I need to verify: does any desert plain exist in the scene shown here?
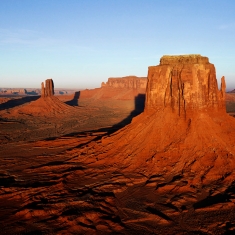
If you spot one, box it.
[0,55,235,234]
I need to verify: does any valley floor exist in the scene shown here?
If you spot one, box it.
[0,95,235,234]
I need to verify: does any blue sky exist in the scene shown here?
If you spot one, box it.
[0,0,235,90]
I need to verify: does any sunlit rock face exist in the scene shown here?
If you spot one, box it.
[145,55,226,115]
[101,76,147,89]
[41,78,54,98]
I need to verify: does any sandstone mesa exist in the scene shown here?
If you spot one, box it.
[101,76,147,89]
[146,54,226,114]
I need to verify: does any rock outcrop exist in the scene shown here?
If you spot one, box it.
[145,54,226,115]
[0,89,27,95]
[101,76,147,89]
[80,55,235,215]
[41,79,54,98]
[79,76,147,100]
[4,78,74,116]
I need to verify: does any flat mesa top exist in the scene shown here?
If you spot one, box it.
[160,54,209,65]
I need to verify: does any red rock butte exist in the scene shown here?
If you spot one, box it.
[145,54,226,115]
[41,78,54,97]
[101,76,147,89]
[7,78,73,116]
[88,54,235,186]
[79,76,147,100]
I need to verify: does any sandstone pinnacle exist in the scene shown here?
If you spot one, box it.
[41,79,54,98]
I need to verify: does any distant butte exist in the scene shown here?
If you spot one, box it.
[101,76,147,89]
[79,76,147,100]
[4,78,73,116]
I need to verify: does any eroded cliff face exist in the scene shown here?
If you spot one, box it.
[41,79,54,98]
[145,55,226,115]
[79,76,147,100]
[102,76,147,89]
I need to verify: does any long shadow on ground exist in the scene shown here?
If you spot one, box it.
[62,93,145,136]
[0,95,40,111]
[112,94,145,129]
[65,91,80,106]
[58,94,146,147]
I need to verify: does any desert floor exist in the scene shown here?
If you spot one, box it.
[0,93,235,234]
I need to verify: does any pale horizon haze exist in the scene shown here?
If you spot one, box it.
[0,0,235,91]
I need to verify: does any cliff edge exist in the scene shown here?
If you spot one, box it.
[145,54,226,115]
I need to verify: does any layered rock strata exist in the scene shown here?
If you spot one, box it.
[101,76,147,89]
[145,55,226,115]
[41,79,54,98]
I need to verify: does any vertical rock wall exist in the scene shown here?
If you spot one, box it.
[101,76,147,89]
[145,55,226,115]
[41,79,54,98]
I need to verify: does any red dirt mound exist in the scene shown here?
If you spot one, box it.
[5,96,75,117]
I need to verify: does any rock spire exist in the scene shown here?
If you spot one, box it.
[41,79,54,98]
